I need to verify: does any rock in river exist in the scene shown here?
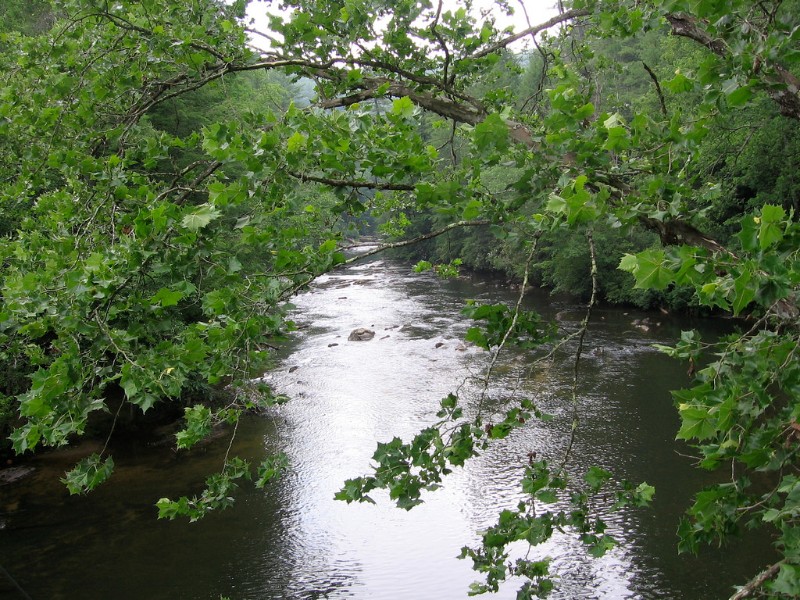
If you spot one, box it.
[348,327,375,341]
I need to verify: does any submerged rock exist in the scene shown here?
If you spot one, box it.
[0,466,35,486]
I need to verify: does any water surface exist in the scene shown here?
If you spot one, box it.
[0,256,775,599]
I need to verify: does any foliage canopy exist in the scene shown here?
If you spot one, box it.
[0,0,798,596]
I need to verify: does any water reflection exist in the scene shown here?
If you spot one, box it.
[267,257,774,599]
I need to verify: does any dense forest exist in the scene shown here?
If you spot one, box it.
[1,0,798,597]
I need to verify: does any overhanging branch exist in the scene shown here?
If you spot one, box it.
[287,170,415,191]
[342,220,490,265]
[469,8,592,59]
[317,77,487,125]
[666,12,800,120]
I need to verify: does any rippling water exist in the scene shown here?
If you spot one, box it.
[0,254,775,599]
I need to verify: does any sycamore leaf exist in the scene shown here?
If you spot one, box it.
[619,249,673,290]
[392,96,415,119]
[731,268,756,316]
[665,71,694,93]
[759,204,786,249]
[737,215,759,252]
[585,466,612,491]
[255,453,289,488]
[772,564,800,596]
[62,454,115,494]
[676,404,718,440]
[546,193,567,215]
[151,287,183,307]
[634,482,656,505]
[286,131,308,153]
[182,204,222,231]
[462,200,482,220]
[474,113,509,151]
[726,84,753,107]
[618,253,638,272]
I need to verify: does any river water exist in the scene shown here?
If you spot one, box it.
[1,255,774,599]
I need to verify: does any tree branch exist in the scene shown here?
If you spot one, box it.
[666,12,800,120]
[729,560,785,600]
[665,13,728,55]
[475,232,541,419]
[317,76,539,147]
[642,62,668,118]
[342,220,490,265]
[89,11,228,62]
[638,215,729,254]
[317,77,487,125]
[469,8,591,59]
[286,170,415,191]
[558,228,598,475]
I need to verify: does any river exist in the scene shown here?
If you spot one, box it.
[0,254,775,599]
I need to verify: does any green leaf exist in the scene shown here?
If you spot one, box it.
[62,454,115,494]
[737,215,759,252]
[479,22,492,43]
[726,84,753,107]
[151,287,183,307]
[175,405,212,450]
[413,260,433,273]
[120,367,139,401]
[227,256,242,274]
[585,466,612,491]
[546,193,567,216]
[536,489,558,503]
[665,71,694,93]
[462,200,482,220]
[676,404,718,440]
[474,113,509,151]
[574,102,595,119]
[771,564,800,596]
[731,268,756,316]
[255,453,288,487]
[619,249,674,290]
[286,131,308,153]
[758,204,786,249]
[618,253,638,272]
[603,126,629,151]
[587,535,616,558]
[391,96,415,119]
[634,482,656,505]
[182,204,222,231]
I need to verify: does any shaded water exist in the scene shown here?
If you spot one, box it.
[1,256,775,599]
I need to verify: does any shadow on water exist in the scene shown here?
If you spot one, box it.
[1,256,777,599]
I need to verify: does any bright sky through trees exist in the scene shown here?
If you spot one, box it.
[246,0,560,51]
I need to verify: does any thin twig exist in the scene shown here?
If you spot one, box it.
[469,9,591,59]
[222,415,240,466]
[475,233,542,418]
[642,62,668,118]
[100,399,126,457]
[557,228,598,474]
